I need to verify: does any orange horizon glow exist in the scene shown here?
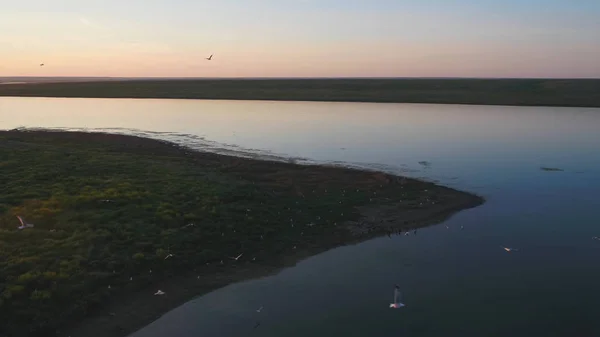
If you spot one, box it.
[2,1,600,78]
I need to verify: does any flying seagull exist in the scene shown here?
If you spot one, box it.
[206,54,213,61]
[154,290,165,295]
[230,253,243,261]
[164,253,174,260]
[389,284,405,308]
[16,216,34,230]
[256,306,263,313]
[501,246,519,252]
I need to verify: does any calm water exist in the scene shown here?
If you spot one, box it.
[2,97,600,337]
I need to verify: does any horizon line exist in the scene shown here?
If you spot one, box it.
[2,76,600,81]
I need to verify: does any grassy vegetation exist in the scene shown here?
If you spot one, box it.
[0,78,599,107]
[0,130,481,337]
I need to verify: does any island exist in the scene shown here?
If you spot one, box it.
[0,130,484,337]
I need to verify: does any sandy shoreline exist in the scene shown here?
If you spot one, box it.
[0,130,483,337]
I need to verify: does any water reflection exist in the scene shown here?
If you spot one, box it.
[2,97,600,336]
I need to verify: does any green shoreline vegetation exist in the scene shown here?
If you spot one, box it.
[0,78,599,107]
[0,130,483,337]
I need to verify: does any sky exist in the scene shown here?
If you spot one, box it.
[1,0,600,78]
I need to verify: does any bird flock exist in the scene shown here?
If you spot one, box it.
[11,177,600,332]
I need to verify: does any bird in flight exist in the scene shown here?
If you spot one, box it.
[230,253,243,261]
[206,54,213,61]
[154,290,165,295]
[40,63,45,67]
[16,216,34,230]
[501,246,519,252]
[256,306,263,313]
[389,284,405,309]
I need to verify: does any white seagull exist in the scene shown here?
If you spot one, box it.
[389,284,405,309]
[501,246,519,252]
[230,253,243,261]
[16,216,34,230]
[164,253,174,260]
[154,290,165,295]
[256,306,263,313]
[206,54,213,61]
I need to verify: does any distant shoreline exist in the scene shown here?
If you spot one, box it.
[1,78,599,107]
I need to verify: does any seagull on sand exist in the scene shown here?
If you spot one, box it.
[16,216,34,230]
[206,54,213,61]
[230,253,243,261]
[389,284,405,308]
[501,246,519,252]
[154,290,165,295]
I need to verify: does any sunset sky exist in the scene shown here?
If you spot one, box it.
[2,0,600,78]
